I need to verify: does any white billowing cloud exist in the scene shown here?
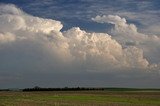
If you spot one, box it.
[92,15,136,45]
[0,4,62,34]
[0,32,15,43]
[92,15,141,44]
[0,4,22,15]
[63,27,149,71]
[114,11,160,36]
[0,4,159,74]
[92,15,160,44]
[92,15,160,64]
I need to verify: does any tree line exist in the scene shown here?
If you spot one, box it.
[22,86,105,91]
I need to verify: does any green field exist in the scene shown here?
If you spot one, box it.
[0,91,160,106]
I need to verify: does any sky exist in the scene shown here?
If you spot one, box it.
[0,0,160,88]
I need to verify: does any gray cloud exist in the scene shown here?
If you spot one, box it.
[0,4,160,88]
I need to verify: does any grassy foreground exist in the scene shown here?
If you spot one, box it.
[0,91,160,106]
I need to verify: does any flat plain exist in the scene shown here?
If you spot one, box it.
[0,90,160,106]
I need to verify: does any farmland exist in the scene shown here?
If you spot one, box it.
[0,90,160,106]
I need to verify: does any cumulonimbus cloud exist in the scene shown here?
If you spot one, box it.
[92,15,160,70]
[0,4,160,74]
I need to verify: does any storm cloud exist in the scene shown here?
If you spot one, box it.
[0,4,160,88]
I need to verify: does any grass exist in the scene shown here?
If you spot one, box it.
[0,91,160,106]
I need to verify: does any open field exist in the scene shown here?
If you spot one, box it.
[0,90,160,106]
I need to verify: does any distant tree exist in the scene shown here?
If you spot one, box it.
[34,86,40,89]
